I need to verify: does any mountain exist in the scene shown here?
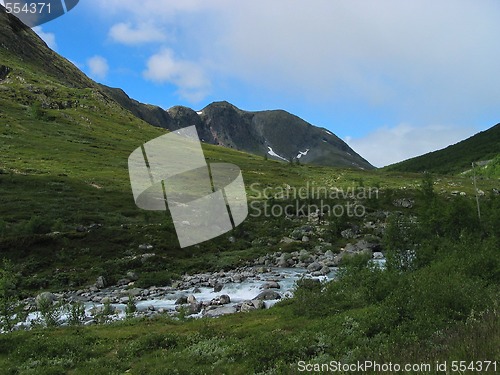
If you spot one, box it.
[0,4,372,169]
[385,124,500,174]
[101,85,374,169]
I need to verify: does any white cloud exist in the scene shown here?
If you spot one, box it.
[85,0,500,123]
[32,26,57,50]
[87,56,109,80]
[143,48,210,102]
[345,124,478,168]
[109,22,166,45]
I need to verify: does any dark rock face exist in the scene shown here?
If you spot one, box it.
[95,89,374,169]
[0,65,11,80]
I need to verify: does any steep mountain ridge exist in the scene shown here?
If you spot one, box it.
[101,84,374,169]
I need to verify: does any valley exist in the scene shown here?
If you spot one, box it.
[0,5,499,374]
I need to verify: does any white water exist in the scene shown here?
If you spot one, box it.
[18,261,387,328]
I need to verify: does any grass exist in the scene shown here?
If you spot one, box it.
[1,35,499,374]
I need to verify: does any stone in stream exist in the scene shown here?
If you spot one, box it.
[175,296,188,305]
[262,281,280,290]
[253,290,281,301]
[176,302,202,315]
[210,295,231,305]
[213,283,223,293]
[307,262,322,272]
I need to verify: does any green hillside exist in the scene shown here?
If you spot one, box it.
[386,124,500,175]
[1,7,499,374]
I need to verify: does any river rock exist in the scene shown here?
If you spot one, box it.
[262,281,280,290]
[251,299,265,309]
[122,288,143,297]
[204,305,237,317]
[240,302,256,312]
[175,296,188,305]
[307,262,322,272]
[211,294,231,305]
[95,276,107,289]
[187,295,197,304]
[253,290,281,301]
[324,250,334,259]
[213,283,223,293]
[176,302,202,315]
[100,297,112,304]
[373,252,384,259]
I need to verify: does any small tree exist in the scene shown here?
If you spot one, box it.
[67,301,86,326]
[125,294,137,318]
[37,297,62,328]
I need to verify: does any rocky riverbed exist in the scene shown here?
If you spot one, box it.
[14,241,385,330]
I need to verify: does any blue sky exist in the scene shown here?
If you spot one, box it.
[6,0,500,166]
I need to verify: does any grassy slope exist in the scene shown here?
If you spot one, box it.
[385,124,500,175]
[1,13,499,374]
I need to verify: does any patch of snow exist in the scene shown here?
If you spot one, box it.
[296,149,310,159]
[324,130,333,136]
[196,111,203,115]
[268,147,288,161]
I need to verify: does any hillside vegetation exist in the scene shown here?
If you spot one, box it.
[1,6,499,374]
[386,124,500,175]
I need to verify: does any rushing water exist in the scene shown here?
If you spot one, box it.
[18,259,385,328]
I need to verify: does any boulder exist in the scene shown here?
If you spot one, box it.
[175,296,188,305]
[307,262,322,272]
[253,290,281,301]
[95,276,107,289]
[213,283,223,293]
[262,281,280,290]
[324,250,335,259]
[204,305,237,317]
[240,302,256,312]
[319,266,331,275]
[176,302,202,315]
[251,299,265,309]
